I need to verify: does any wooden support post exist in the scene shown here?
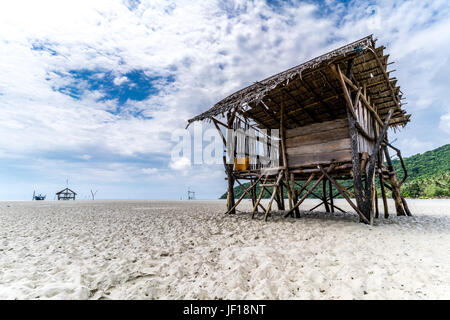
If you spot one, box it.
[328,179,334,213]
[322,178,330,212]
[264,172,284,221]
[226,111,236,214]
[383,146,406,216]
[401,196,412,217]
[226,175,263,214]
[252,175,269,218]
[275,185,282,211]
[279,182,285,210]
[279,99,294,211]
[374,182,379,219]
[370,176,376,225]
[284,165,335,218]
[290,173,300,218]
[250,177,257,208]
[235,177,265,212]
[378,151,389,218]
[226,168,235,214]
[338,64,366,221]
[318,165,370,224]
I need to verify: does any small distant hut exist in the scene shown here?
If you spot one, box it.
[187,35,412,224]
[56,188,77,200]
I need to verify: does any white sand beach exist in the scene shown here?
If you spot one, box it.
[0,199,449,300]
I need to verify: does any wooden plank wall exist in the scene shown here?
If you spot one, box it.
[354,100,379,155]
[285,118,351,168]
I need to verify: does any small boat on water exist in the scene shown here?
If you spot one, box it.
[32,191,46,201]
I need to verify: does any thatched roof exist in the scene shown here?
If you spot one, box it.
[188,35,410,129]
[56,187,77,195]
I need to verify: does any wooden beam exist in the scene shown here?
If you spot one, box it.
[264,171,284,221]
[368,46,401,108]
[226,175,264,214]
[235,178,266,212]
[284,172,324,218]
[212,118,227,145]
[299,77,337,118]
[280,99,294,211]
[366,108,394,189]
[282,87,318,123]
[259,100,280,127]
[318,165,370,224]
[252,175,269,218]
[266,94,302,127]
[330,64,384,127]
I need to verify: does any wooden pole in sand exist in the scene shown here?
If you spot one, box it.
[328,179,334,213]
[322,178,330,212]
[290,173,300,218]
[264,171,284,221]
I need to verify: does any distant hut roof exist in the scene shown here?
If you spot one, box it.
[56,187,77,195]
[187,35,409,129]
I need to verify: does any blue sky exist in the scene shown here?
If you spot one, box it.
[0,0,449,200]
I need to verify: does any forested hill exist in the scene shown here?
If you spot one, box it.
[395,144,449,197]
[220,144,450,199]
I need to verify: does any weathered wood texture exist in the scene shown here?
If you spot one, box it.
[285,119,351,167]
[354,98,379,154]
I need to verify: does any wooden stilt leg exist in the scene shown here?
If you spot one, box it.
[328,179,334,213]
[318,165,369,224]
[284,170,329,218]
[235,178,265,212]
[226,165,236,214]
[274,186,282,211]
[290,173,300,218]
[252,175,269,218]
[309,197,346,213]
[370,176,376,225]
[226,175,264,214]
[374,183,379,219]
[264,172,284,221]
[380,178,389,219]
[383,146,406,216]
[279,182,285,210]
[250,177,256,208]
[322,178,330,213]
[401,196,412,216]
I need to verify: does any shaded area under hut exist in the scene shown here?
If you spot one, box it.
[187,35,412,224]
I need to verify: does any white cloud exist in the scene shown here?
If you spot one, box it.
[113,76,129,85]
[79,154,92,160]
[0,0,449,198]
[141,167,158,175]
[439,113,450,135]
[169,157,191,171]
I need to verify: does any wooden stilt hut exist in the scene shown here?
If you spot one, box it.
[56,188,77,200]
[187,35,411,224]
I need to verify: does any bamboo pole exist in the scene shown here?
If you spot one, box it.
[318,165,370,224]
[284,164,336,218]
[330,64,384,127]
[252,175,269,218]
[374,180,379,219]
[328,179,334,213]
[279,99,294,211]
[264,172,284,221]
[283,173,326,218]
[322,179,330,212]
[225,175,264,214]
[235,177,265,212]
[338,64,366,220]
[290,173,300,218]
